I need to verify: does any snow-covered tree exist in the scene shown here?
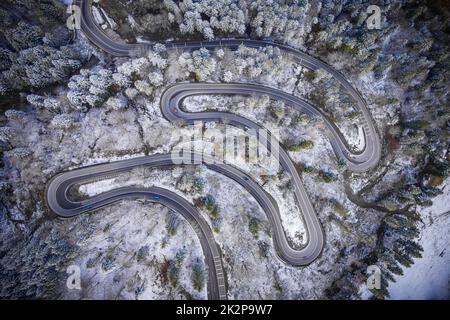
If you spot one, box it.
[112,72,132,88]
[134,80,153,96]
[0,127,12,144]
[3,21,43,51]
[215,48,225,59]
[26,94,46,108]
[43,97,61,113]
[105,94,129,111]
[250,0,310,44]
[8,147,32,159]
[148,50,168,70]
[125,88,139,100]
[223,70,234,82]
[0,48,13,71]
[4,110,27,121]
[221,45,283,81]
[148,71,164,87]
[67,68,114,110]
[178,48,217,81]
[27,94,61,113]
[131,58,151,77]
[1,44,84,92]
[165,0,246,40]
[50,114,75,130]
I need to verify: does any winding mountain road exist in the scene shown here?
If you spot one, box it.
[48,0,382,300]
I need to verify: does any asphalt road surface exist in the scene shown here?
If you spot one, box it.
[48,0,382,300]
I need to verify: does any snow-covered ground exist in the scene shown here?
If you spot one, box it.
[388,178,450,300]
[62,201,207,300]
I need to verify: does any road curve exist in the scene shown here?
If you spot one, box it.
[46,154,229,299]
[161,83,379,172]
[48,0,382,300]
[46,153,322,299]
[77,0,381,172]
[161,85,325,266]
